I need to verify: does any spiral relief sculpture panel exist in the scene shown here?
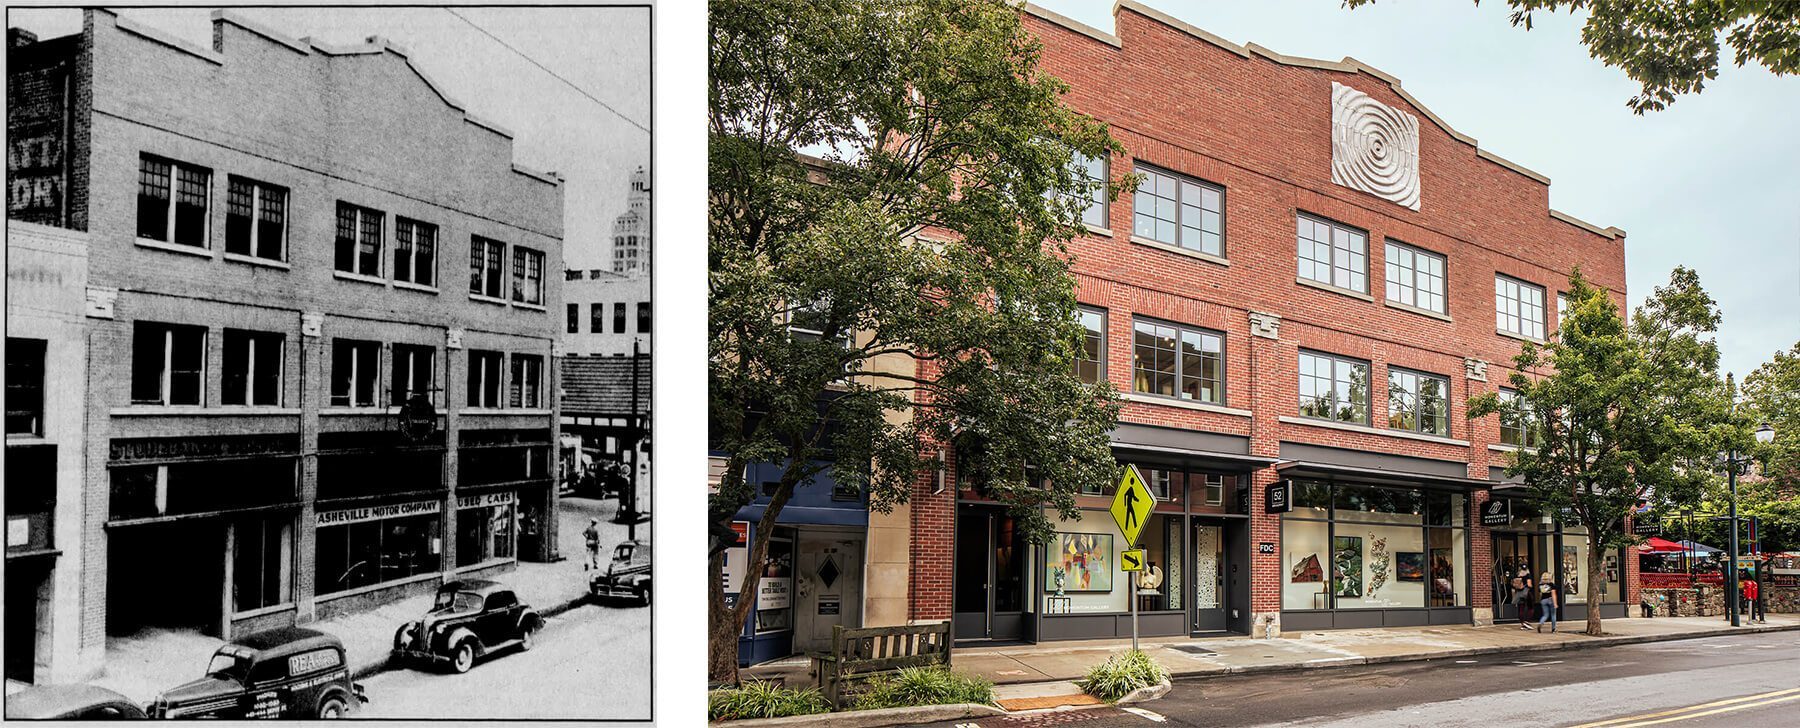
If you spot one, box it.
[1331,82,1420,210]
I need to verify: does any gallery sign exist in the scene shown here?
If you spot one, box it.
[1265,482,1292,513]
[1632,518,1661,536]
[1481,499,1510,527]
[317,500,440,527]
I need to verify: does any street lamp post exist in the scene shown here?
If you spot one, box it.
[1722,422,1777,628]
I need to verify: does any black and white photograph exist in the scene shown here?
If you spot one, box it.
[4,3,650,720]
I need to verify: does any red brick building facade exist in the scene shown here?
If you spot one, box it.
[917,2,1634,642]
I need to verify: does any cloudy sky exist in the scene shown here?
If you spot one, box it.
[8,5,649,272]
[1037,0,1800,381]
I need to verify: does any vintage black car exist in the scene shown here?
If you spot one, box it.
[5,684,148,719]
[392,580,542,673]
[590,540,651,606]
[149,627,366,719]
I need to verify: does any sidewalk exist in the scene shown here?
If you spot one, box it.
[90,495,644,705]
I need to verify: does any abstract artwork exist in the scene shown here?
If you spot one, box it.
[1562,546,1580,595]
[1048,532,1112,592]
[1366,535,1390,598]
[1396,552,1425,582]
[1290,553,1323,583]
[1331,81,1421,210]
[1332,536,1363,598]
[1430,548,1455,599]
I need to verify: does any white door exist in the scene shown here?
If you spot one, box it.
[793,536,862,653]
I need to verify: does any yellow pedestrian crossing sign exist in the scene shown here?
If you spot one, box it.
[1121,549,1145,572]
[1110,464,1154,547]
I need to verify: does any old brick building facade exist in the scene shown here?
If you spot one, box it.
[907,2,1635,644]
[6,9,563,681]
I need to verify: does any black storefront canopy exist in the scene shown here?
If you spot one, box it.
[1274,459,1494,492]
[1111,442,1278,474]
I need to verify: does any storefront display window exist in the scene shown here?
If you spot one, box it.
[1282,480,1468,611]
[232,515,292,613]
[755,536,794,634]
[315,507,440,595]
[455,492,517,567]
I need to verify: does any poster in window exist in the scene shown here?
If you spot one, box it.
[1395,552,1425,582]
[1046,533,1112,592]
[1332,536,1363,598]
[1561,545,1580,595]
[1430,548,1455,599]
[1366,535,1390,598]
[1603,553,1619,584]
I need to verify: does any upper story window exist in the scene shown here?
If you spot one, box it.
[391,344,435,405]
[1495,274,1546,340]
[637,302,651,334]
[6,337,46,435]
[1498,388,1542,448]
[131,322,207,406]
[1297,213,1367,294]
[1132,317,1224,405]
[567,304,580,334]
[512,247,545,306]
[1133,164,1224,258]
[1384,241,1445,315]
[591,303,604,334]
[1387,367,1449,437]
[470,236,506,299]
[329,339,380,407]
[1298,350,1370,424]
[613,302,628,335]
[788,299,851,346]
[1075,307,1106,385]
[1556,291,1570,330]
[138,155,211,247]
[222,329,283,407]
[1062,152,1108,228]
[394,218,437,287]
[334,202,384,277]
[467,350,504,408]
[225,176,287,261]
[509,354,543,408]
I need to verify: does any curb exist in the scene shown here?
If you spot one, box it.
[713,703,1005,728]
[1116,677,1172,705]
[348,593,597,682]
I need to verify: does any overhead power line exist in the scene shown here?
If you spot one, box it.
[446,8,649,135]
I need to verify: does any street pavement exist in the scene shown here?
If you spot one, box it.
[915,631,1800,727]
[355,597,651,721]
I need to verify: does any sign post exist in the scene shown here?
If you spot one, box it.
[1110,465,1155,652]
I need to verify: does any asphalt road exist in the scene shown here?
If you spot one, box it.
[924,631,1800,727]
[352,598,651,721]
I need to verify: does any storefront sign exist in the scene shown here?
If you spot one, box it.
[817,596,840,615]
[457,491,516,509]
[1632,518,1661,536]
[109,434,299,463]
[1481,499,1510,527]
[316,500,440,527]
[721,522,749,599]
[758,577,791,610]
[1265,482,1292,513]
[1258,542,1276,554]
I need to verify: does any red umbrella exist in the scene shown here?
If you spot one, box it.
[1636,536,1685,554]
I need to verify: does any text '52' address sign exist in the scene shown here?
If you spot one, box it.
[1265,481,1292,513]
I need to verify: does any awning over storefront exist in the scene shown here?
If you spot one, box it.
[1274,460,1493,492]
[1110,442,1277,473]
[1109,423,1275,473]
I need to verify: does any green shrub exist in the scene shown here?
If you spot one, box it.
[708,681,831,721]
[852,667,996,711]
[1077,649,1169,702]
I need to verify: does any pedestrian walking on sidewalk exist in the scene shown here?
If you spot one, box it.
[1512,567,1536,630]
[584,517,602,570]
[1536,571,1559,633]
[1745,574,1765,623]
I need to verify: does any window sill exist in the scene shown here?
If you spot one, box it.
[333,270,387,286]
[1125,392,1252,417]
[1083,223,1114,238]
[1295,277,1374,302]
[1488,443,1536,454]
[1129,235,1229,267]
[512,301,547,312]
[134,237,214,259]
[393,280,439,294]
[1277,415,1469,446]
[1496,329,1547,345]
[222,252,290,270]
[1384,299,1452,323]
[111,406,300,416]
[230,602,296,620]
[462,408,552,416]
[469,293,509,306]
[321,407,385,415]
[314,572,440,604]
[6,433,50,443]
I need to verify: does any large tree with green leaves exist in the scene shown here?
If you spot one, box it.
[1744,341,1800,495]
[708,0,1126,683]
[1344,1,1800,113]
[1472,267,1736,635]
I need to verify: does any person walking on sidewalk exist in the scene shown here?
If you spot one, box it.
[1536,571,1559,633]
[584,517,603,570]
[1512,566,1536,630]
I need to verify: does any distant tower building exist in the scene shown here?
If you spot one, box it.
[611,166,649,275]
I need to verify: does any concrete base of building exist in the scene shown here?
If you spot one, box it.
[1252,611,1281,639]
[1472,607,1494,626]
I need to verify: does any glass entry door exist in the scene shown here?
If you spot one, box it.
[1192,522,1227,632]
[953,505,1025,641]
[1492,533,1540,619]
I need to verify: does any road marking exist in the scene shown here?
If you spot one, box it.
[1569,687,1800,728]
[1455,660,1478,664]
[1121,707,1166,722]
[954,723,981,728]
[1510,659,1564,667]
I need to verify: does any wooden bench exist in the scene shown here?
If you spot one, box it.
[809,621,952,709]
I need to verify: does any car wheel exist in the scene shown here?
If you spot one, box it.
[450,641,475,674]
[520,624,538,652]
[317,696,348,719]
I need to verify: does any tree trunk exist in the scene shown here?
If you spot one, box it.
[1586,534,1605,636]
[706,460,806,685]
[707,549,741,685]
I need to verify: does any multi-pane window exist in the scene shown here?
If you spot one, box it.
[393,218,437,286]
[1498,388,1542,448]
[637,302,651,334]
[1063,152,1108,228]
[1147,469,1172,500]
[334,203,383,276]
[225,177,287,261]
[1202,474,1224,506]
[1495,275,1546,340]
[137,155,211,246]
[130,322,207,406]
[1387,368,1449,436]
[511,247,545,305]
[329,339,380,407]
[467,351,504,408]
[1074,307,1106,385]
[1133,164,1224,257]
[1298,350,1370,424]
[1384,241,1446,314]
[509,354,543,408]
[222,329,283,407]
[590,303,604,334]
[391,344,435,405]
[5,338,46,435]
[567,304,580,333]
[1297,213,1368,293]
[1132,318,1224,404]
[470,237,505,298]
